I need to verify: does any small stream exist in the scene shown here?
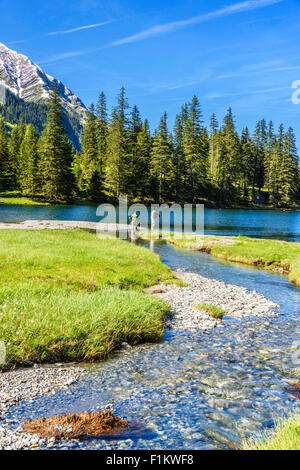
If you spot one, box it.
[6,241,300,450]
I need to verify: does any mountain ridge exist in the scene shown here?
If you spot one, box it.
[0,42,87,119]
[0,42,87,149]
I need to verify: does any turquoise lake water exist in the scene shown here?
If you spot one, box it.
[0,204,299,241]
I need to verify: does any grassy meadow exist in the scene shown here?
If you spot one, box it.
[0,229,175,368]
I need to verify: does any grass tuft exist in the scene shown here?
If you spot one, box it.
[243,413,300,450]
[194,302,225,320]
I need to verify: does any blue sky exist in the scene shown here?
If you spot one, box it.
[1,0,300,142]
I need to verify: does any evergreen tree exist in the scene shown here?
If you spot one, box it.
[88,169,104,202]
[105,87,130,198]
[96,92,108,176]
[82,104,98,182]
[135,119,152,201]
[264,121,276,190]
[8,125,21,188]
[281,127,299,206]
[1,86,299,207]
[0,117,9,190]
[182,96,206,202]
[173,111,186,202]
[268,124,285,206]
[150,113,172,203]
[38,85,75,202]
[127,105,143,198]
[216,108,240,203]
[19,124,39,196]
[209,113,219,181]
[252,120,266,199]
[240,127,255,199]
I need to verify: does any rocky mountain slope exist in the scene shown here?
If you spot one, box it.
[0,42,87,148]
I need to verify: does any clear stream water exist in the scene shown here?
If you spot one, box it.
[2,205,300,450]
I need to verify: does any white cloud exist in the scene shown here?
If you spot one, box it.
[48,21,112,36]
[109,0,284,47]
[38,50,91,64]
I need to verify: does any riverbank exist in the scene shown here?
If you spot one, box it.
[0,229,174,368]
[1,191,299,210]
[0,191,95,207]
[166,235,300,287]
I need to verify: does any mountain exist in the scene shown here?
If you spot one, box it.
[0,42,87,149]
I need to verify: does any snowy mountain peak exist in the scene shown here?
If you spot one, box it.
[0,42,87,120]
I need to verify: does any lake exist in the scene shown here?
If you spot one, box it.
[0,204,299,241]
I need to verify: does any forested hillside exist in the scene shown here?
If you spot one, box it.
[0,88,83,150]
[0,86,299,206]
[79,88,299,207]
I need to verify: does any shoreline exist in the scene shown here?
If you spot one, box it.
[166,235,300,288]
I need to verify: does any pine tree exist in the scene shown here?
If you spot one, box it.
[96,92,108,176]
[127,105,143,198]
[150,113,172,203]
[268,124,285,206]
[182,96,207,202]
[173,111,186,202]
[8,125,21,189]
[135,119,152,201]
[88,169,104,202]
[0,117,9,190]
[82,104,98,182]
[19,124,39,196]
[264,121,276,191]
[105,87,130,198]
[17,118,26,143]
[38,85,75,202]
[240,127,255,199]
[281,127,299,206]
[252,120,267,199]
[216,108,240,203]
[209,113,219,181]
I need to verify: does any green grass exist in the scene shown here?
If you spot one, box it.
[165,235,300,287]
[0,191,51,206]
[243,414,300,450]
[194,302,225,320]
[0,230,175,368]
[211,236,300,288]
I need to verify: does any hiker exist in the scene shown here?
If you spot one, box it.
[130,212,139,233]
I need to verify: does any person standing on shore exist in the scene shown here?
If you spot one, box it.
[131,212,139,231]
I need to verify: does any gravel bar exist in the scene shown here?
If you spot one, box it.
[153,271,280,332]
